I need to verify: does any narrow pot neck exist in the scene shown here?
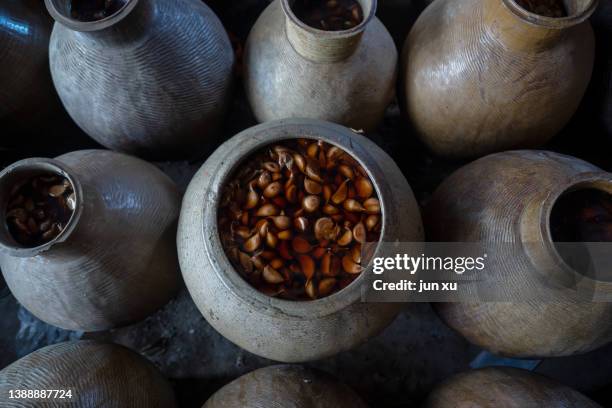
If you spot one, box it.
[520,172,612,289]
[0,158,84,258]
[282,0,376,63]
[45,0,154,45]
[484,0,598,52]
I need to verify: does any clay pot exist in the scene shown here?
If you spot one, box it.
[425,367,601,407]
[402,0,598,159]
[0,150,181,331]
[45,0,235,160]
[426,150,612,357]
[244,0,397,131]
[0,0,59,144]
[0,340,177,407]
[178,119,423,362]
[204,365,368,408]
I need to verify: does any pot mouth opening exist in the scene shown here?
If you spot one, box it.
[282,0,376,36]
[504,0,598,28]
[214,136,385,309]
[547,179,612,282]
[45,0,139,32]
[0,160,82,257]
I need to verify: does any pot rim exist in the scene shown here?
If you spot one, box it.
[0,158,83,258]
[502,0,599,29]
[200,119,394,318]
[45,0,140,32]
[538,172,612,294]
[280,0,377,38]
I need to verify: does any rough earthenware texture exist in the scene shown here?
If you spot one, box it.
[244,0,397,131]
[426,150,612,357]
[402,0,597,159]
[178,119,423,362]
[47,0,234,160]
[0,340,177,407]
[424,367,602,408]
[0,150,182,331]
[0,0,60,143]
[203,365,368,408]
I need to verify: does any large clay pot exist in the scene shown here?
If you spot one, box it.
[426,150,612,357]
[45,0,235,160]
[0,0,59,144]
[402,0,598,159]
[204,365,368,407]
[0,150,181,331]
[0,340,177,407]
[178,119,423,362]
[244,0,397,131]
[425,367,601,407]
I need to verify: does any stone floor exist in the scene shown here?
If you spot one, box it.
[1,0,612,407]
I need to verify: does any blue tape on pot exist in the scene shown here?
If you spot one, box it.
[470,351,541,371]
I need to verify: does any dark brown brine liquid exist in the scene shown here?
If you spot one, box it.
[515,0,568,18]
[70,0,127,22]
[551,189,612,243]
[5,174,76,248]
[292,0,364,31]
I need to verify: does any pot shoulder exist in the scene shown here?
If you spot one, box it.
[0,341,177,407]
[403,0,595,157]
[204,365,368,408]
[244,1,397,131]
[426,150,599,242]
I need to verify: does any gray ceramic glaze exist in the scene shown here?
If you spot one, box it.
[244,0,397,131]
[204,365,368,408]
[0,150,181,331]
[178,119,423,362]
[46,0,235,160]
[0,341,177,407]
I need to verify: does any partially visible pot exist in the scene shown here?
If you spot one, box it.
[425,367,602,407]
[244,0,397,131]
[204,365,368,408]
[46,0,235,160]
[0,0,60,144]
[0,150,181,331]
[426,150,612,357]
[178,119,423,362]
[402,0,597,158]
[0,340,177,407]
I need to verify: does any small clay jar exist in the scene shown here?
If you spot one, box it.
[402,0,598,159]
[204,365,368,408]
[0,340,177,407]
[178,119,423,362]
[244,0,397,131]
[45,0,234,160]
[0,150,181,332]
[426,150,612,357]
[424,367,602,407]
[0,0,60,144]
